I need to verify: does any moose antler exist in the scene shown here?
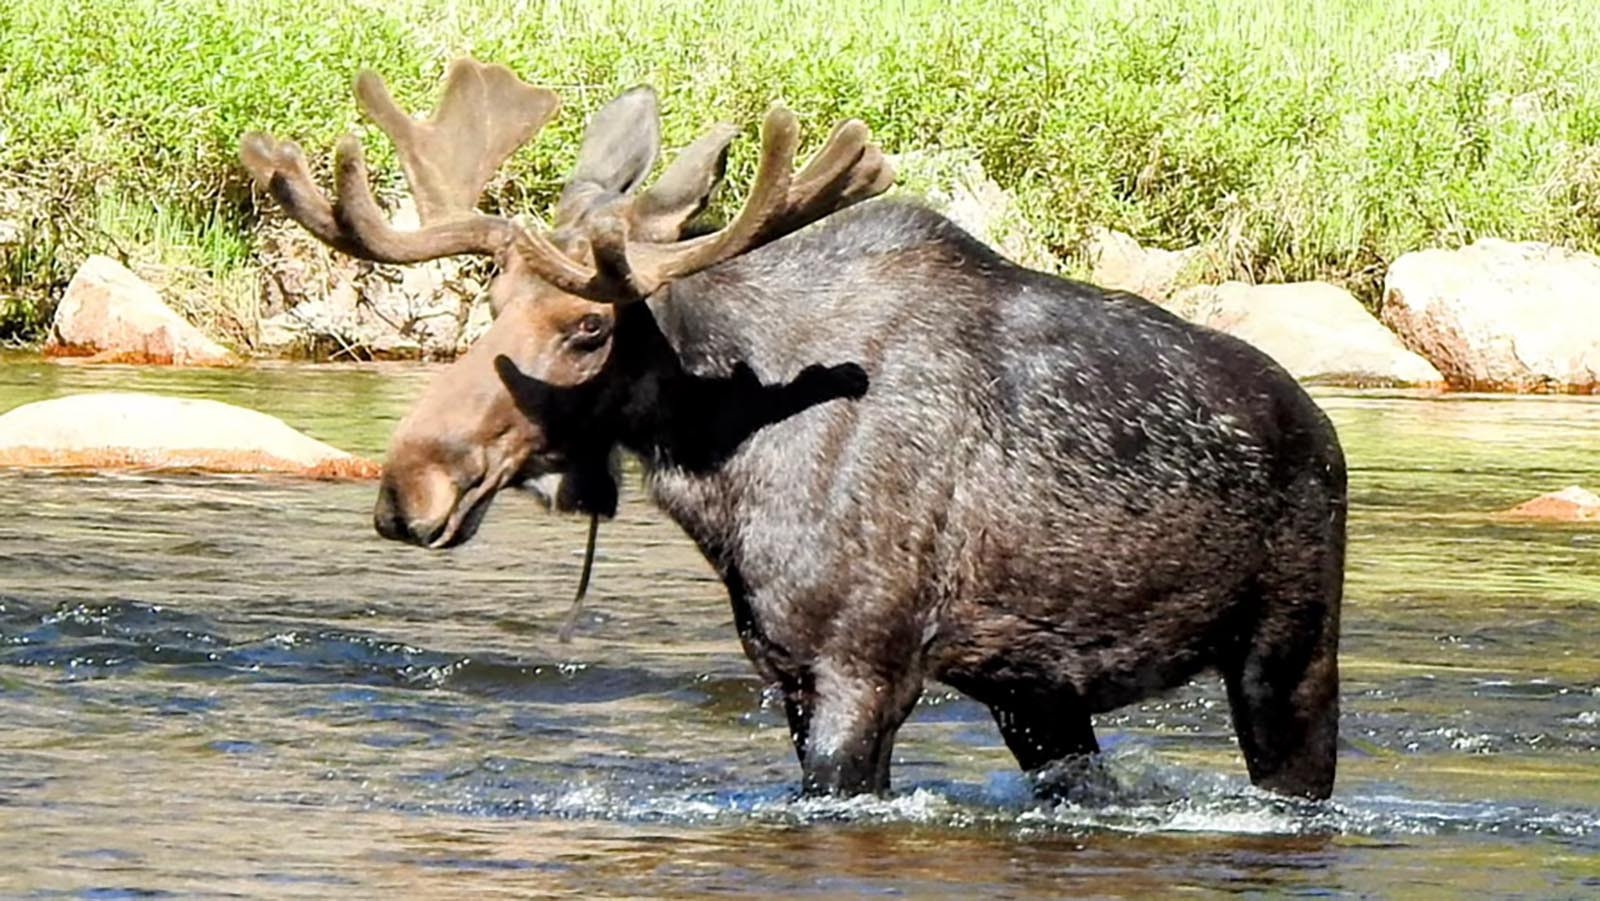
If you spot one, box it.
[240,59,558,263]
[240,58,893,301]
[515,105,894,302]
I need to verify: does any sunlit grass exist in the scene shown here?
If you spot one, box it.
[3,0,1600,338]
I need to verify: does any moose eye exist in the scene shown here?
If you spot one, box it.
[567,313,612,350]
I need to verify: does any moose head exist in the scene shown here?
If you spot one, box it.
[241,59,891,547]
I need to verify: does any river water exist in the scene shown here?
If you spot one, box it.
[1,358,1597,898]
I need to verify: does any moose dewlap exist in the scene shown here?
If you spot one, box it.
[244,58,1346,800]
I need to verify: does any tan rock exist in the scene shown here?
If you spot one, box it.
[1170,281,1444,387]
[254,198,488,360]
[1386,48,1452,83]
[0,393,378,479]
[1382,239,1600,392]
[891,149,1058,272]
[46,255,234,365]
[1497,486,1600,523]
[1087,228,1201,304]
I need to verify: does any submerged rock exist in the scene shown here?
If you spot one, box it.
[1383,239,1600,392]
[0,393,378,479]
[1169,281,1444,387]
[1497,486,1600,523]
[46,256,234,366]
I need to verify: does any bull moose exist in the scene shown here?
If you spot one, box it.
[241,59,1346,800]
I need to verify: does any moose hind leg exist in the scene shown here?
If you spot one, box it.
[1224,499,1343,800]
[1223,622,1337,799]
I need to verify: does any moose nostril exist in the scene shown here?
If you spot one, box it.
[373,480,410,542]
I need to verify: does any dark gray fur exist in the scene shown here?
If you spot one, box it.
[507,199,1347,800]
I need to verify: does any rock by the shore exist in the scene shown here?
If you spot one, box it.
[1382,239,1600,392]
[46,256,234,366]
[1497,486,1600,523]
[0,393,378,479]
[254,198,489,360]
[891,150,1058,272]
[1168,281,1445,387]
[1087,228,1203,305]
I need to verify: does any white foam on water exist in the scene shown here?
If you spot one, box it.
[436,741,1600,845]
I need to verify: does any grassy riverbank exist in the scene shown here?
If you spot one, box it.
[2,0,1598,341]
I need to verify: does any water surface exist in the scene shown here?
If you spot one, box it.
[2,360,1598,897]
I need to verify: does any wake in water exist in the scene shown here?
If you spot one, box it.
[4,597,1598,850]
[418,740,1600,846]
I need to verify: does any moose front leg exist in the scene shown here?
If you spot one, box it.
[798,659,924,797]
[778,673,815,767]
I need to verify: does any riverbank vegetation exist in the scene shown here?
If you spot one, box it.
[2,0,1598,342]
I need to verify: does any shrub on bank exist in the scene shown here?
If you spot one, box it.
[2,0,1598,342]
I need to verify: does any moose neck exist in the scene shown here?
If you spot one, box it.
[598,280,865,562]
[608,289,842,470]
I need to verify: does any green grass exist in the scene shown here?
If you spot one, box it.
[2,0,1600,341]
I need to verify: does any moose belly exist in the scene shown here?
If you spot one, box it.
[925,498,1267,712]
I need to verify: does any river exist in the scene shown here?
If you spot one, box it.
[1,358,1597,897]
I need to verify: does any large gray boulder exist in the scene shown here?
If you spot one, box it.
[1382,239,1600,392]
[46,256,233,365]
[0,393,376,478]
[1170,281,1444,387]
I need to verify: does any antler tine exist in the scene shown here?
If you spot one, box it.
[638,105,803,279]
[240,132,516,263]
[508,105,808,304]
[240,58,560,265]
[240,134,345,250]
[354,59,560,224]
[503,99,897,306]
[511,217,644,300]
[791,120,870,200]
[787,119,895,223]
[592,106,894,297]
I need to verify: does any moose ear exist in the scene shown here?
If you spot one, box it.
[556,86,660,226]
[629,123,739,243]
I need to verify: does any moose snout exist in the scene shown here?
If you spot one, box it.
[373,475,407,541]
[373,470,451,547]
[374,474,422,545]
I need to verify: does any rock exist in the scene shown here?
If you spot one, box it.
[0,219,19,246]
[254,197,489,360]
[891,150,1058,271]
[940,169,1057,272]
[46,255,234,365]
[0,393,379,479]
[1382,239,1600,392]
[1087,228,1202,304]
[1170,281,1444,387]
[1497,486,1600,523]
[1386,49,1452,83]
